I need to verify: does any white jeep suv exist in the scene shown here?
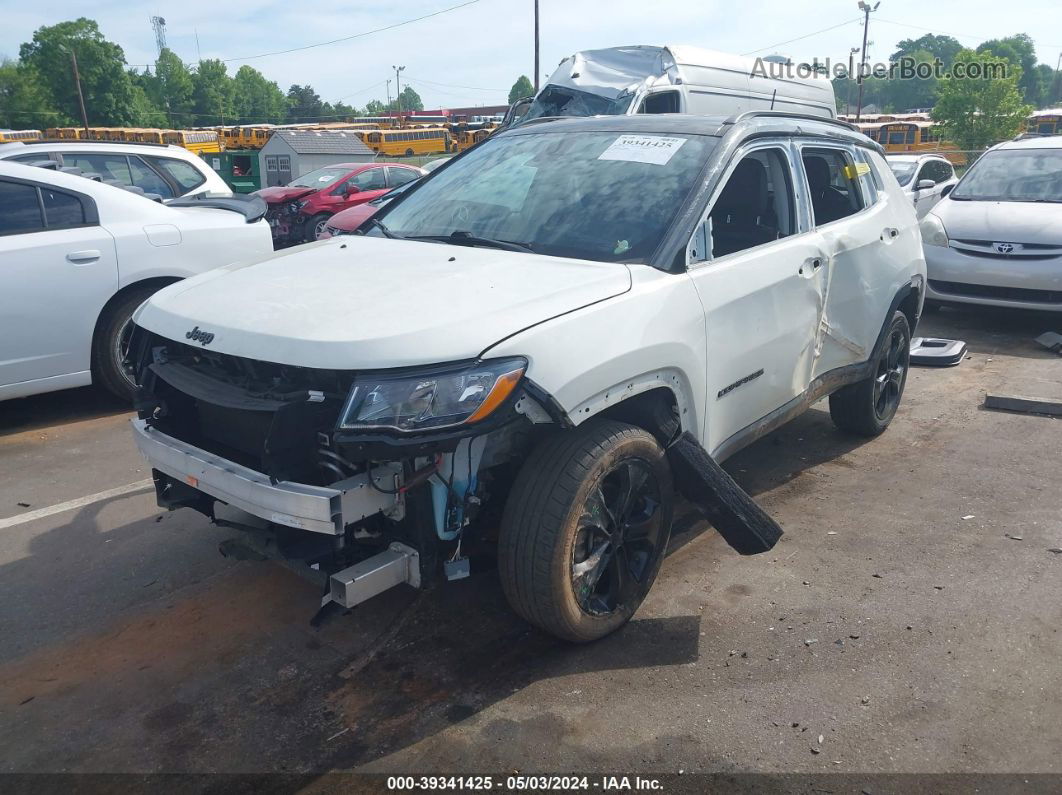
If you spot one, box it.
[129,113,925,642]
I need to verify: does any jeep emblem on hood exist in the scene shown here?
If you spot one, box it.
[185,326,215,346]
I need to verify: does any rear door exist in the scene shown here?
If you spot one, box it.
[0,177,117,390]
[685,139,829,454]
[798,143,896,378]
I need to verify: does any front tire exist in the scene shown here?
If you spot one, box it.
[92,285,160,401]
[829,310,911,436]
[304,213,331,242]
[499,420,674,643]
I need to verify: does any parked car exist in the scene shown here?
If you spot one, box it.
[0,141,231,199]
[886,154,958,219]
[0,161,272,402]
[921,136,1062,311]
[129,113,924,643]
[322,179,421,237]
[255,162,425,244]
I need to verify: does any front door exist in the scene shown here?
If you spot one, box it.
[0,178,117,391]
[685,142,828,456]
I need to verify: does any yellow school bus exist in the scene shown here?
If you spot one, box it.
[366,127,452,157]
[1025,109,1062,137]
[163,129,223,154]
[0,129,43,142]
[858,120,967,166]
[43,127,84,140]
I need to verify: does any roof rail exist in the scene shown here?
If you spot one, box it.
[722,111,857,131]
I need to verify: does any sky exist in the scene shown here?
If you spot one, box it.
[2,0,1061,111]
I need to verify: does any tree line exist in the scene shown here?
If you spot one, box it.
[0,17,426,130]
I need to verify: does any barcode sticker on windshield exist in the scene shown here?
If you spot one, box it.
[598,135,686,166]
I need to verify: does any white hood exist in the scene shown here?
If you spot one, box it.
[134,235,631,369]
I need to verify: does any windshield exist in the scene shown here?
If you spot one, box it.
[523,86,637,122]
[371,181,417,206]
[289,166,349,188]
[372,129,715,264]
[951,148,1062,202]
[888,161,917,187]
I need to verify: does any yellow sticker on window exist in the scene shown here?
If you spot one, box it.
[844,162,871,180]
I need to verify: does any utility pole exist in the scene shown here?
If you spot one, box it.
[69,49,89,135]
[533,0,540,92]
[393,65,406,122]
[855,1,880,121]
[386,79,392,109]
[845,45,862,116]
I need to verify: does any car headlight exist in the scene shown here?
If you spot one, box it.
[919,213,949,247]
[289,200,308,214]
[338,358,527,432]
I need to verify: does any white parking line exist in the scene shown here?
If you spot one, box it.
[0,479,154,530]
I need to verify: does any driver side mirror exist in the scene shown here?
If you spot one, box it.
[940,183,955,198]
[916,179,936,191]
[343,184,360,196]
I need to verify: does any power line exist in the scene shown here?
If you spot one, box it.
[220,0,480,64]
[402,75,504,92]
[875,17,1062,50]
[741,18,862,56]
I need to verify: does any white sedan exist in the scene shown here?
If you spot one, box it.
[0,161,273,402]
[885,154,959,219]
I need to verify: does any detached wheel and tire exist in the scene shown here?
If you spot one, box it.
[499,420,674,643]
[829,310,911,436]
[92,284,160,401]
[304,213,332,242]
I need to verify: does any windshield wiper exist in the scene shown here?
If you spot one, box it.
[404,231,534,253]
[365,217,398,238]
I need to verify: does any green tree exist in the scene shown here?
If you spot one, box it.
[933,49,1031,151]
[397,85,423,111]
[891,34,963,69]
[0,58,64,129]
[286,84,325,122]
[977,34,1041,105]
[19,17,138,125]
[508,75,534,103]
[883,49,939,112]
[147,48,194,125]
[192,58,234,125]
[232,65,287,123]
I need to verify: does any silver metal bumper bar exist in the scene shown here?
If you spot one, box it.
[328,542,421,608]
[130,419,403,535]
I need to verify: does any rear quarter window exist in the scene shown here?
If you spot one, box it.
[148,157,206,192]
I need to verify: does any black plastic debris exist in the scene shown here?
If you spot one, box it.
[1035,332,1062,355]
[666,432,783,555]
[910,337,967,367]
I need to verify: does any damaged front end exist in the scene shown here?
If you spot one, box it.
[129,328,553,615]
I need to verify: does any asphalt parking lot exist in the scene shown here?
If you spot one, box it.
[1,305,1060,776]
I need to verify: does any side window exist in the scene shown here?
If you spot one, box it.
[265,156,278,173]
[388,167,419,187]
[853,149,879,203]
[801,148,866,226]
[926,160,952,184]
[352,168,386,190]
[695,147,797,262]
[0,181,44,235]
[41,188,87,229]
[64,154,132,184]
[148,157,205,192]
[639,91,680,114]
[127,157,174,198]
[9,153,55,164]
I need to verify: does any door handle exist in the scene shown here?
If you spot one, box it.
[66,249,101,264]
[882,227,899,240]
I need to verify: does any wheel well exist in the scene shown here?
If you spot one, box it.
[91,277,180,367]
[897,284,920,333]
[595,387,680,446]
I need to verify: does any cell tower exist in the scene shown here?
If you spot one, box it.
[151,16,167,56]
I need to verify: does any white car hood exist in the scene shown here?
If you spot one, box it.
[932,198,1062,245]
[134,236,631,369]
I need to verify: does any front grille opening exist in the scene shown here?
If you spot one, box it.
[135,331,357,485]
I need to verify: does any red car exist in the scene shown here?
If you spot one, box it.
[256,162,424,245]
[322,179,421,237]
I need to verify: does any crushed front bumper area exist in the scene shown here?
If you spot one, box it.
[131,418,421,610]
[131,419,403,535]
